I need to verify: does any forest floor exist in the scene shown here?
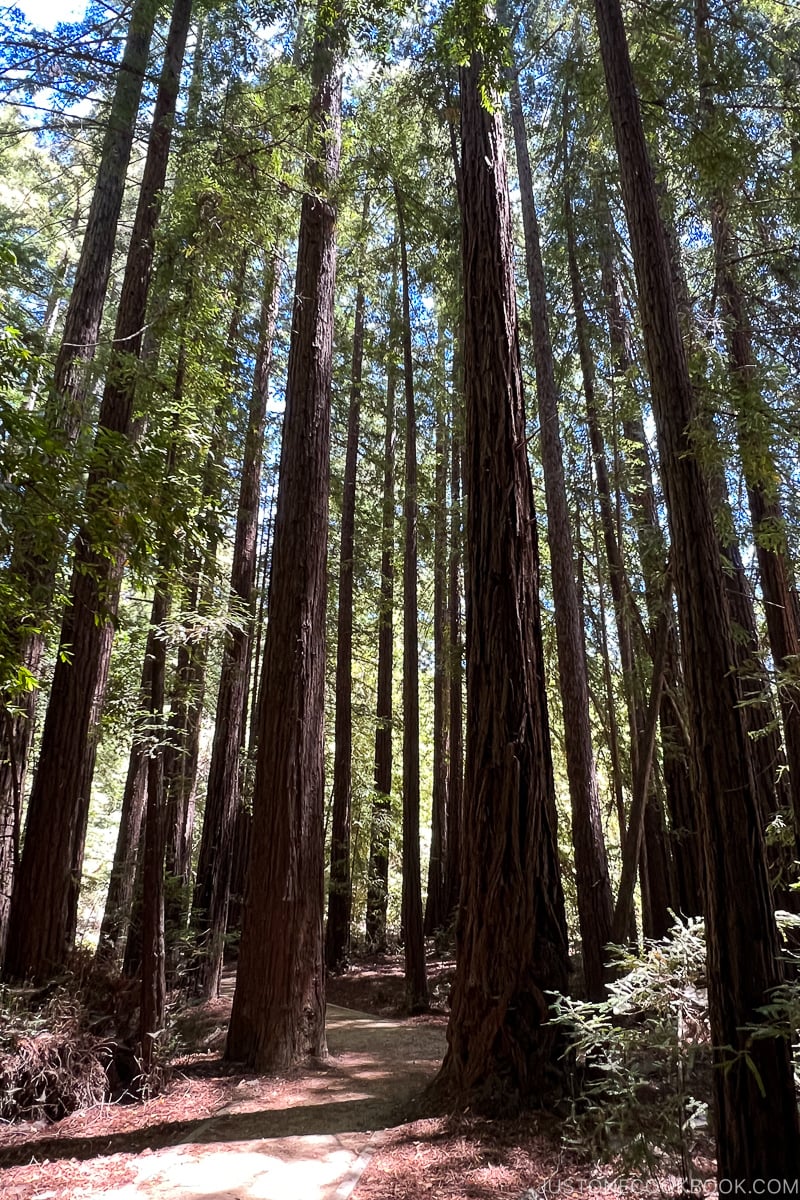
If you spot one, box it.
[0,952,712,1200]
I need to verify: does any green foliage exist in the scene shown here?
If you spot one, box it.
[552,918,711,1180]
[438,0,511,106]
[553,914,800,1183]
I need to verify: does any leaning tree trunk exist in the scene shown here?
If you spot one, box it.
[396,186,428,1013]
[693,0,800,843]
[365,304,397,953]
[191,258,281,998]
[593,0,800,1178]
[434,56,570,1110]
[2,0,192,984]
[0,0,159,969]
[326,209,368,973]
[225,5,341,1071]
[506,62,613,1001]
[596,221,703,917]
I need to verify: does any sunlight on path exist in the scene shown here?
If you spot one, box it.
[79,1005,445,1200]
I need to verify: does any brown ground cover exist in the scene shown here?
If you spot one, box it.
[0,953,713,1200]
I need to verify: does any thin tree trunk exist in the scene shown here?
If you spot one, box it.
[191,258,281,998]
[593,0,800,1176]
[163,259,248,957]
[94,653,152,969]
[597,220,704,918]
[444,391,464,921]
[507,63,613,1001]
[611,616,669,944]
[424,355,450,936]
[396,185,428,1013]
[703,194,800,837]
[140,587,168,1077]
[692,5,800,841]
[434,56,570,1109]
[225,4,341,1071]
[365,303,397,954]
[326,200,368,973]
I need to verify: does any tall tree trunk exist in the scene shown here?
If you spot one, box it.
[593,0,800,1177]
[444,393,464,921]
[507,63,613,1001]
[365,307,397,954]
[326,202,368,973]
[694,0,800,836]
[424,358,450,936]
[94,637,154,969]
[396,186,428,1013]
[225,5,341,1071]
[0,0,160,969]
[564,142,676,938]
[139,587,168,1077]
[596,223,704,917]
[434,56,570,1109]
[692,10,800,832]
[192,258,281,998]
[163,260,248,958]
[2,0,192,983]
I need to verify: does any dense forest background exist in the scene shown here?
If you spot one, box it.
[1,0,799,1189]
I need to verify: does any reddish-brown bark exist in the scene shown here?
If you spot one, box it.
[225,7,341,1071]
[192,260,281,998]
[326,219,367,973]
[3,0,192,983]
[593,0,800,1176]
[434,58,569,1108]
[508,66,612,1001]
[365,313,397,954]
[396,186,428,1014]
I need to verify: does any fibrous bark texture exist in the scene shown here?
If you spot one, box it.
[225,8,341,1071]
[593,0,800,1177]
[435,58,570,1110]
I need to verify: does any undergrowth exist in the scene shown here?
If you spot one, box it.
[551,913,800,1192]
[0,952,164,1123]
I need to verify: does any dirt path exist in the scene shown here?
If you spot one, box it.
[8,1006,446,1200]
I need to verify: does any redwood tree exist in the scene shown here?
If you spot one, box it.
[365,294,397,954]
[191,258,281,998]
[225,3,342,1070]
[593,0,800,1177]
[506,53,613,1000]
[435,54,570,1108]
[0,0,160,967]
[396,184,428,1013]
[326,208,368,973]
[3,0,192,982]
